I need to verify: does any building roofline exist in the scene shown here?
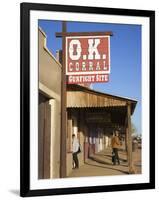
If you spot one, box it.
[39,27,62,68]
[67,84,137,103]
[67,84,137,114]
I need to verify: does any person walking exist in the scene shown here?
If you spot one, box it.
[72,134,80,169]
[111,131,121,165]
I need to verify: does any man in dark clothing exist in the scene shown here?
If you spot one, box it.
[111,131,121,165]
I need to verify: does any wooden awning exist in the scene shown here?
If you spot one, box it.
[67,84,137,115]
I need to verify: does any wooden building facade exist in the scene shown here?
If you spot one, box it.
[66,84,137,175]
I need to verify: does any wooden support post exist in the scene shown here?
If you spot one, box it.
[60,21,67,178]
[124,117,128,152]
[43,102,51,179]
[125,128,127,152]
[125,127,129,162]
[67,115,72,152]
[127,102,133,173]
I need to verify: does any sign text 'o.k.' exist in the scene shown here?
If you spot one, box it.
[65,35,111,84]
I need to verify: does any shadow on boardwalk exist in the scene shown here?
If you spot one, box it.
[68,147,141,178]
[85,162,129,175]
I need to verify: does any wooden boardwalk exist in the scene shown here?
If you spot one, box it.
[68,147,141,178]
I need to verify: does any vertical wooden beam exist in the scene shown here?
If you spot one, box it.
[125,127,128,163]
[60,21,67,178]
[127,102,133,172]
[125,127,128,152]
[43,102,51,179]
[124,116,128,152]
[38,102,45,179]
[67,115,72,152]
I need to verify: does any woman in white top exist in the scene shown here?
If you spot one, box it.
[72,134,80,169]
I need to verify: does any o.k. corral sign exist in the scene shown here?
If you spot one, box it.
[65,32,112,84]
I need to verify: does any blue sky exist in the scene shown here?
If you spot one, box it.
[39,20,141,135]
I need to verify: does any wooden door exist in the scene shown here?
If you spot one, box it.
[38,93,51,179]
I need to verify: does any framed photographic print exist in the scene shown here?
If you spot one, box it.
[20,2,155,197]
